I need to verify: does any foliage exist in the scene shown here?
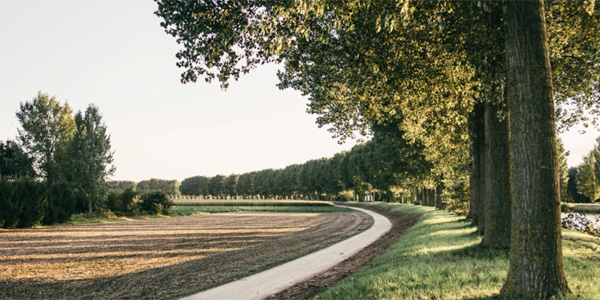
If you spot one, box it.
[577,138,600,202]
[0,140,35,179]
[16,92,75,182]
[61,104,115,214]
[558,138,573,202]
[137,178,180,195]
[107,180,137,191]
[106,187,137,215]
[43,181,77,225]
[2,93,116,227]
[567,167,591,203]
[0,177,47,228]
[156,2,599,295]
[139,191,173,215]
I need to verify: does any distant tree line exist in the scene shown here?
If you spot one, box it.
[0,92,114,228]
[108,178,181,196]
[180,125,469,212]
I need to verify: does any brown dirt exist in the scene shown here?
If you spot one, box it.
[269,203,421,300]
[0,211,371,300]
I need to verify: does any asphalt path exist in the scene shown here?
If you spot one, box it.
[179,205,392,300]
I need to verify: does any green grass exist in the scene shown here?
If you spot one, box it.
[563,203,600,214]
[316,203,600,300]
[171,200,348,215]
[171,205,353,215]
[173,200,335,207]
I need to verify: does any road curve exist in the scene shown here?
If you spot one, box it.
[179,205,392,300]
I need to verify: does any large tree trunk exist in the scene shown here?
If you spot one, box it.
[469,103,485,227]
[482,100,511,249]
[501,0,570,297]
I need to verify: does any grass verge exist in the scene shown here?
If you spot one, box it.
[315,203,600,300]
[171,205,353,215]
[563,203,600,214]
[172,200,335,206]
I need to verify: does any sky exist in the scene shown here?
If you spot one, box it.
[0,1,597,182]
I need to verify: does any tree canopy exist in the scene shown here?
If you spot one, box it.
[156,0,600,297]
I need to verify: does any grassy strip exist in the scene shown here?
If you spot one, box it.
[563,203,600,214]
[171,205,353,215]
[173,200,335,207]
[26,201,338,228]
[316,203,600,300]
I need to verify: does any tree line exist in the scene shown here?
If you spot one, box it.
[0,92,114,228]
[156,0,599,297]
[180,126,471,211]
[108,178,181,196]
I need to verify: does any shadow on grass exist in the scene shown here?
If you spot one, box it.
[448,243,509,260]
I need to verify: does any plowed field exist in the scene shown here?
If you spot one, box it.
[0,211,371,300]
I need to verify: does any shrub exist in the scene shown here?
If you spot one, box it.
[106,187,137,215]
[43,182,77,225]
[139,191,173,215]
[17,179,47,228]
[0,177,47,228]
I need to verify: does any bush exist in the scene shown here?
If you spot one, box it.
[139,191,173,215]
[106,187,137,215]
[17,179,47,227]
[43,182,77,225]
[0,177,47,228]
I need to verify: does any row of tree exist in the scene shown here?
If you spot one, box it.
[0,92,114,227]
[156,0,599,297]
[180,126,463,210]
[107,178,181,196]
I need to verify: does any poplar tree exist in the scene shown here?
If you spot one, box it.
[16,92,75,183]
[155,0,599,297]
[62,105,115,214]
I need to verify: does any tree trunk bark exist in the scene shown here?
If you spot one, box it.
[469,103,485,229]
[436,184,444,209]
[501,0,570,297]
[482,100,511,249]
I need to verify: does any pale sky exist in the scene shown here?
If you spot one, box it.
[0,1,597,182]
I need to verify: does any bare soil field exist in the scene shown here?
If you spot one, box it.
[0,211,370,300]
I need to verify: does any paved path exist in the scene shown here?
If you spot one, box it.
[180,206,392,300]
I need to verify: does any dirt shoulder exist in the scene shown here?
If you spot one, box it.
[270,203,421,300]
[0,211,371,300]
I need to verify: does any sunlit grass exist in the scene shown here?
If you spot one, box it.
[563,203,600,214]
[171,205,352,215]
[316,203,600,300]
[172,199,335,206]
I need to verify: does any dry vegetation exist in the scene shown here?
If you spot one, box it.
[0,211,371,300]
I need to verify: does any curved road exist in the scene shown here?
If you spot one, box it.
[180,206,392,300]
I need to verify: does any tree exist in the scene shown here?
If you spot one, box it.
[577,151,600,202]
[139,191,173,215]
[155,1,600,296]
[16,92,75,183]
[0,140,35,179]
[208,175,226,198]
[557,138,572,202]
[137,178,181,195]
[568,167,591,203]
[62,105,115,214]
[180,176,209,196]
[224,174,240,198]
[500,0,570,296]
[107,180,137,191]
